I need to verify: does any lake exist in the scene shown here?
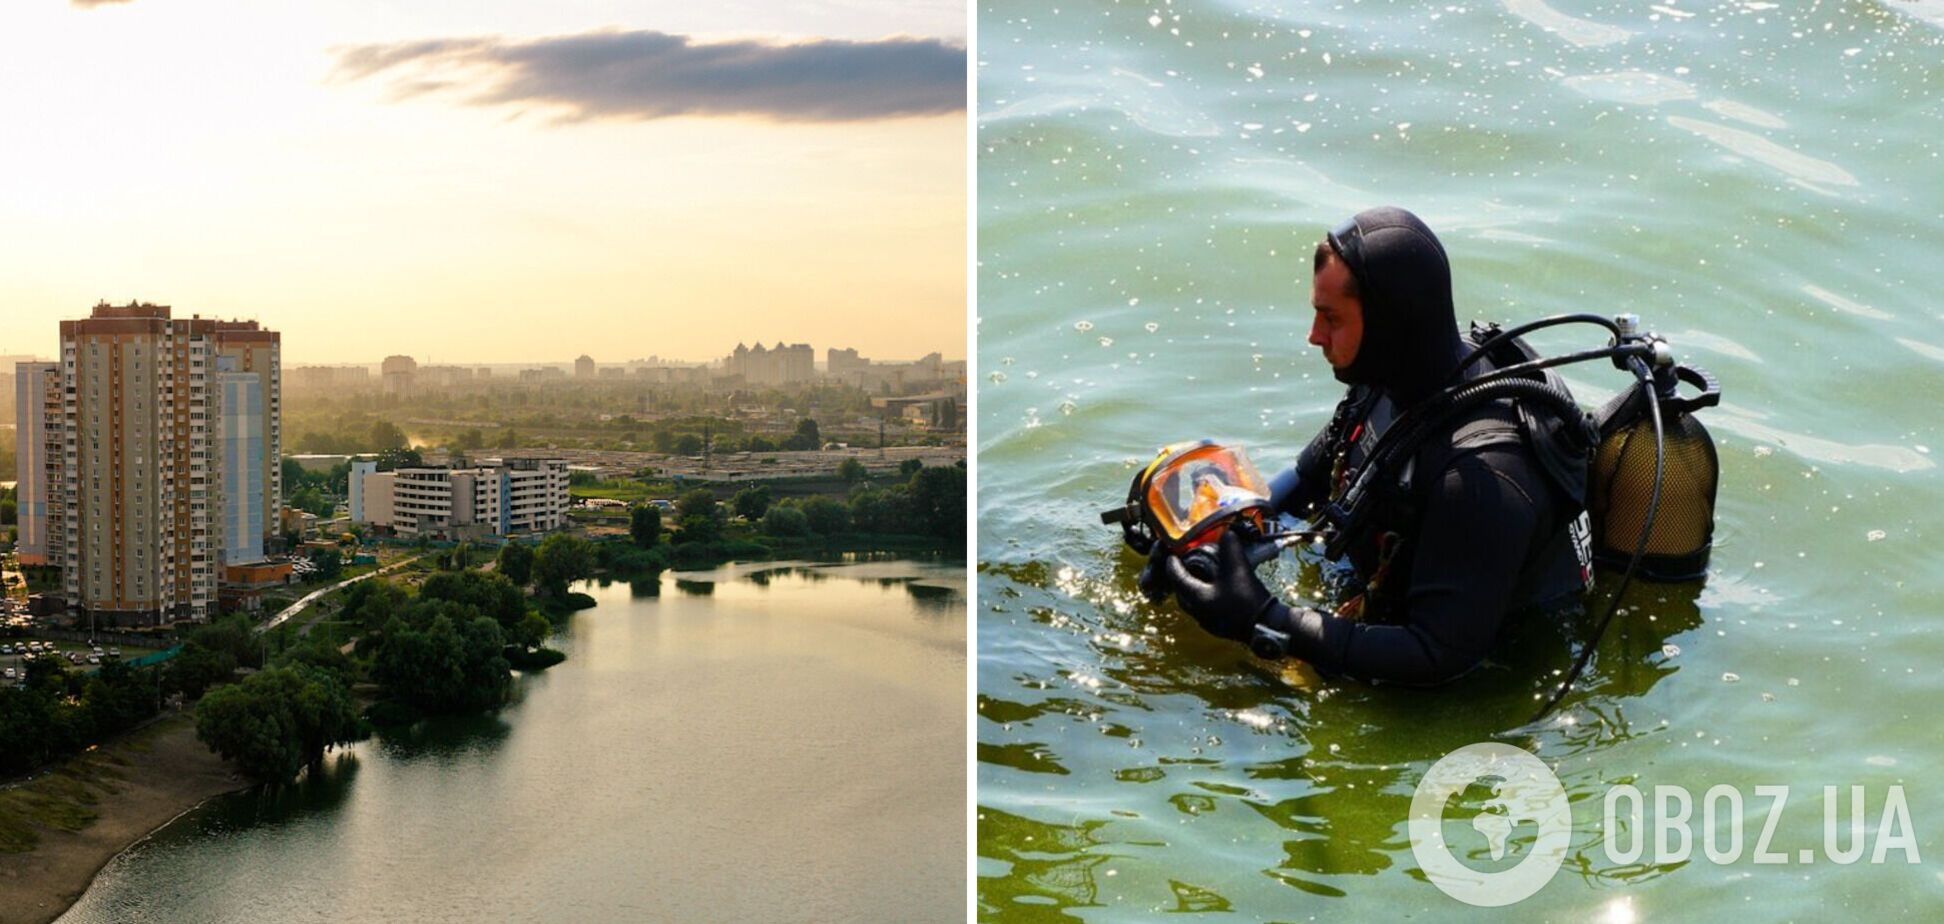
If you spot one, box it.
[61,559,967,923]
[976,0,1942,918]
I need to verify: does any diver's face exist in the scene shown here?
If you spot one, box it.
[1309,256,1363,369]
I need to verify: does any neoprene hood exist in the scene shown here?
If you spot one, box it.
[1327,206,1464,404]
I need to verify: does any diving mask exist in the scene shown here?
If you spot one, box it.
[1101,441,1274,555]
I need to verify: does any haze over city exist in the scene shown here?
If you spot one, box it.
[0,0,966,364]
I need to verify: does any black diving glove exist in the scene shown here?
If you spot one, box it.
[1163,531,1278,643]
[1137,543,1174,601]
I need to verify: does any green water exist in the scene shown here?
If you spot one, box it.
[976,0,1942,918]
[60,560,966,923]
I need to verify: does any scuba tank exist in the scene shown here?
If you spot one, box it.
[1587,315,1721,581]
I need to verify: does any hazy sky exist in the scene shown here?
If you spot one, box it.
[0,1,964,365]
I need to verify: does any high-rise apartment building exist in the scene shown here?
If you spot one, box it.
[12,361,58,565]
[381,354,416,395]
[724,341,814,385]
[41,302,280,626]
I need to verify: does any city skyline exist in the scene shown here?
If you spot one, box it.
[0,1,966,365]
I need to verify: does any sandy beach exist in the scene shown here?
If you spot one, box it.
[0,713,243,924]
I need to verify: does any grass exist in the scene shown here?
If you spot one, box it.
[570,480,656,503]
[0,746,131,853]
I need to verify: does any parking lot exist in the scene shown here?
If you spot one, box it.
[2,596,164,686]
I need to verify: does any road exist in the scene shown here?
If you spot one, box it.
[256,555,424,635]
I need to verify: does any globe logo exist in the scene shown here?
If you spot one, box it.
[1408,742,1573,907]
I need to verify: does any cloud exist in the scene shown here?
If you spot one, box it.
[330,29,965,123]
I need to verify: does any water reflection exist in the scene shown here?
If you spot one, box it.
[212,752,363,834]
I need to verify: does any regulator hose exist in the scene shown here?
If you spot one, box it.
[1324,374,1592,560]
[1530,356,1665,721]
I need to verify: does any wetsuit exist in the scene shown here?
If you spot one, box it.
[1169,207,1589,685]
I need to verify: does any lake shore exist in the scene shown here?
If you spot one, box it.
[0,712,244,924]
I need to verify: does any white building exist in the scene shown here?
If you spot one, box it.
[352,458,568,540]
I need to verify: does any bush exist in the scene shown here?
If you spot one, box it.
[505,647,567,671]
[597,541,670,574]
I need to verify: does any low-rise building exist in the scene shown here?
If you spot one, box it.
[351,458,568,540]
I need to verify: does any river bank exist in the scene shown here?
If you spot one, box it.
[0,712,243,924]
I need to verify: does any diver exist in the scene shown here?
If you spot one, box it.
[1150,206,1596,685]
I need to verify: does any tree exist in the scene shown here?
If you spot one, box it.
[908,464,967,544]
[497,541,535,586]
[837,458,867,484]
[532,533,596,596]
[514,610,553,650]
[340,578,410,632]
[280,457,308,492]
[189,614,264,670]
[371,615,511,714]
[289,487,333,518]
[677,513,720,544]
[782,418,822,451]
[368,419,408,451]
[800,496,851,536]
[745,436,776,453]
[673,433,704,455]
[732,486,773,521]
[195,664,362,783]
[309,547,343,581]
[676,488,719,520]
[420,570,530,634]
[629,504,662,548]
[760,505,810,537]
[166,644,238,700]
[849,486,912,534]
[900,458,924,477]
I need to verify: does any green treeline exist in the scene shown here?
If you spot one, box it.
[0,659,163,778]
[586,462,967,576]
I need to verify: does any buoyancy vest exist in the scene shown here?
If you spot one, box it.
[1321,323,1594,622]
